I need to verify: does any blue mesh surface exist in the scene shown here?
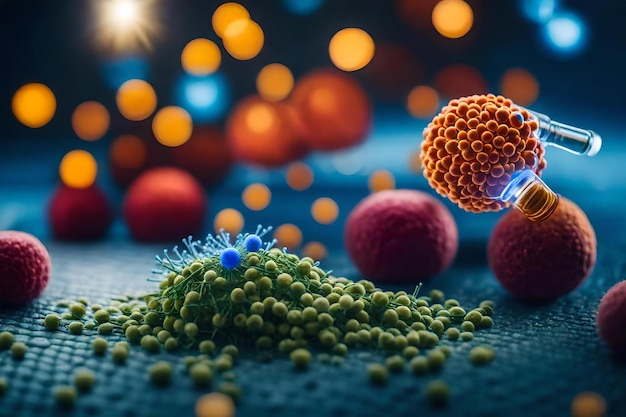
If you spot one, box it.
[1,238,625,417]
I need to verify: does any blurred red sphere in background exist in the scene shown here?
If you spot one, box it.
[362,44,423,101]
[48,184,113,241]
[225,95,308,167]
[434,64,489,99]
[171,126,234,188]
[289,68,372,152]
[123,167,207,242]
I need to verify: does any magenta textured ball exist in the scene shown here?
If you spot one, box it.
[0,230,51,306]
[597,280,626,355]
[344,189,458,283]
[488,197,596,300]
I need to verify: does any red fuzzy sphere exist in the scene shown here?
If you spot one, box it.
[597,280,626,354]
[123,167,207,242]
[0,231,51,306]
[488,197,596,300]
[344,190,458,283]
[48,184,112,241]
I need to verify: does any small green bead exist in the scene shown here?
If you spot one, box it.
[215,355,234,372]
[218,381,243,403]
[97,323,114,335]
[67,321,84,334]
[44,314,62,331]
[461,321,475,332]
[74,368,96,392]
[53,385,77,409]
[371,291,389,307]
[479,316,494,328]
[0,331,14,349]
[367,363,388,385]
[84,321,96,330]
[385,355,405,373]
[190,363,213,387]
[446,327,460,341]
[290,348,312,369]
[92,337,108,355]
[469,346,495,365]
[427,349,446,370]
[149,361,173,386]
[460,331,474,342]
[464,310,483,326]
[69,303,86,317]
[164,338,178,352]
[312,297,330,313]
[93,309,110,324]
[426,380,449,406]
[429,289,444,302]
[184,322,199,339]
[402,346,419,359]
[11,342,26,360]
[140,335,160,353]
[199,340,216,354]
[112,346,129,364]
[0,377,7,396]
[409,356,429,375]
[443,299,460,308]
[429,319,445,335]
[221,345,239,359]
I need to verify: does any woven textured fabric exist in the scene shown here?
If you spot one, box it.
[1,239,625,417]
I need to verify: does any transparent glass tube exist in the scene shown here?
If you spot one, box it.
[494,169,559,222]
[523,109,602,157]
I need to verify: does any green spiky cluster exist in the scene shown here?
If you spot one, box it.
[38,226,496,407]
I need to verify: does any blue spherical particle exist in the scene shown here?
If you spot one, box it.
[244,235,263,252]
[220,248,241,269]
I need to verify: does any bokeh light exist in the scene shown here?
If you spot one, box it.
[407,85,439,118]
[409,150,422,173]
[302,241,327,261]
[101,56,149,90]
[174,73,231,123]
[152,106,193,147]
[171,127,233,187]
[500,68,540,106]
[274,224,303,250]
[222,19,264,60]
[329,28,375,72]
[225,96,308,167]
[94,0,160,52]
[110,134,147,169]
[434,64,488,98]
[431,0,474,39]
[59,150,98,189]
[212,2,250,38]
[311,197,339,225]
[242,183,272,211]
[289,69,371,151]
[542,12,588,56]
[195,392,236,417]
[116,79,157,121]
[214,208,244,236]
[181,38,222,76]
[368,170,396,193]
[72,101,110,141]
[282,0,324,15]
[520,0,559,23]
[286,162,314,191]
[12,83,56,128]
[256,63,294,101]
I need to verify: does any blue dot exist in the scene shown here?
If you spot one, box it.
[244,235,263,252]
[513,112,524,124]
[174,72,231,123]
[282,0,324,15]
[220,248,241,269]
[541,12,588,57]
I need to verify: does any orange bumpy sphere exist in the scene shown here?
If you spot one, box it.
[488,197,596,300]
[421,94,547,213]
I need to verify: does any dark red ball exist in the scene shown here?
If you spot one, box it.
[344,189,458,283]
[597,280,626,354]
[488,197,596,300]
[123,167,207,242]
[48,184,113,241]
[0,230,51,306]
